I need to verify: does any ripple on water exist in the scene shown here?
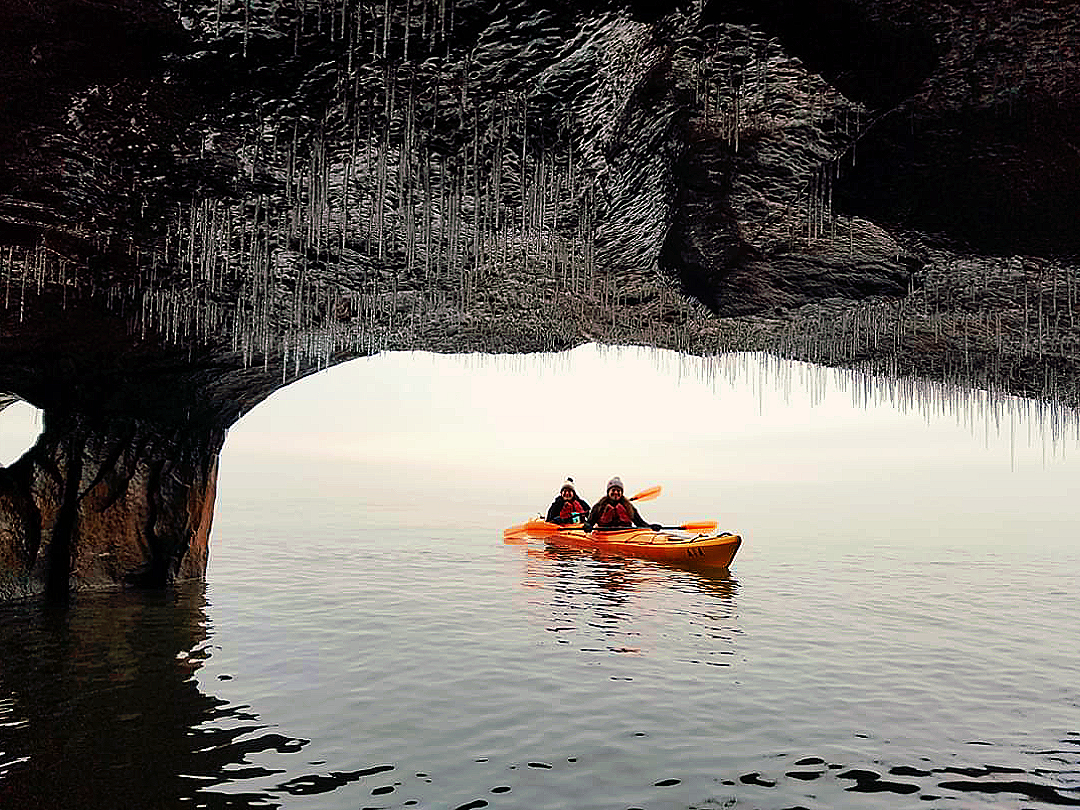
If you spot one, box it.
[275,763,394,796]
[718,741,1080,808]
[3,517,1079,810]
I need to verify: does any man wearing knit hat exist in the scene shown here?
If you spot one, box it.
[546,477,591,525]
[582,477,661,534]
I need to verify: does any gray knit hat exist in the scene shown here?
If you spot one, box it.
[606,476,623,492]
[561,477,576,493]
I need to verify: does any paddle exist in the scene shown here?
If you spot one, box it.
[519,519,568,536]
[503,523,532,543]
[629,485,661,503]
[593,521,718,534]
[522,519,718,537]
[503,485,664,544]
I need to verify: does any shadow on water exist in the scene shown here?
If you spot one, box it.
[0,584,307,810]
[2,569,1075,809]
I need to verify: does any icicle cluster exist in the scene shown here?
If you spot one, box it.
[1,0,1078,428]
[0,1,626,379]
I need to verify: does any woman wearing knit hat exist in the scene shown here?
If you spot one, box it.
[545,477,591,525]
[582,477,661,534]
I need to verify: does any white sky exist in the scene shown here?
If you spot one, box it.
[0,401,41,466]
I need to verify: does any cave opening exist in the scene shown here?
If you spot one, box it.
[0,396,42,466]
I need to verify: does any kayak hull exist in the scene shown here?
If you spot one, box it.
[550,528,741,569]
[504,522,742,570]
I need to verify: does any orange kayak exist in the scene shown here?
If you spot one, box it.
[503,520,742,570]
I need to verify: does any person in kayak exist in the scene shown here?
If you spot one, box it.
[582,477,661,533]
[546,478,591,524]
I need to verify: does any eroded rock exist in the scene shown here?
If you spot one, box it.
[1,0,1078,596]
[1,413,222,600]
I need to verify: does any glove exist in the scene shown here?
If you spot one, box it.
[650,524,662,531]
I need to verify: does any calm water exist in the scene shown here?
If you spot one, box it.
[2,347,1079,809]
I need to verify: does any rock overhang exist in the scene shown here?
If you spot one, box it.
[0,1,1079,596]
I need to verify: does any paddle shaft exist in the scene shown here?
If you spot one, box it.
[591,521,718,533]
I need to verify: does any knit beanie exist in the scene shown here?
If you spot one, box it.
[561,477,576,493]
[606,476,623,492]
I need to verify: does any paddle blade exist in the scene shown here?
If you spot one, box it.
[678,520,718,533]
[522,519,563,536]
[503,524,531,544]
[629,485,661,503]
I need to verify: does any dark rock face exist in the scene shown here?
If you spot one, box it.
[0,412,222,601]
[1,0,1078,597]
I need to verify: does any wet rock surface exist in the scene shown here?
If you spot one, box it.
[1,0,1078,596]
[0,412,222,601]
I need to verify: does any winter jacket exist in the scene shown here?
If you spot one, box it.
[546,494,591,524]
[583,496,648,531]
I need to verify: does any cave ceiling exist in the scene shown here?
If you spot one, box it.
[1,0,1078,427]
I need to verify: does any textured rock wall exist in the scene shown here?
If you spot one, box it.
[2,1,1077,402]
[1,0,1079,596]
[0,413,223,600]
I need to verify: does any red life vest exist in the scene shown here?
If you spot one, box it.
[598,500,633,527]
[559,499,587,520]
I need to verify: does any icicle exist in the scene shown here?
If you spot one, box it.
[382,0,391,61]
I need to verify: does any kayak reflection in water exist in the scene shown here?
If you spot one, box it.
[582,477,661,534]
[546,477,591,524]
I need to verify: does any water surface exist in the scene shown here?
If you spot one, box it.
[2,347,1078,809]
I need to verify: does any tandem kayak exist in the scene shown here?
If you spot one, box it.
[503,519,742,570]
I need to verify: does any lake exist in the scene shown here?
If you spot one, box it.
[1,345,1078,809]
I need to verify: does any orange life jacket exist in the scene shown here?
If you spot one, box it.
[598,499,633,527]
[559,499,587,520]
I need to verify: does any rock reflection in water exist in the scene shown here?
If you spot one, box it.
[0,585,302,809]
